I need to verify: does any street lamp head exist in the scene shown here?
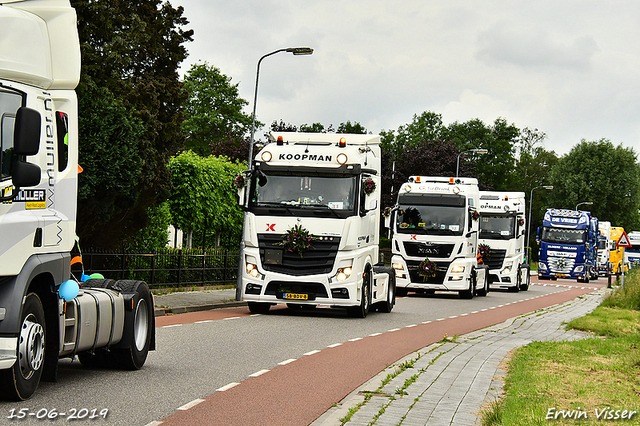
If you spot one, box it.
[286,47,314,55]
[472,148,488,155]
[543,185,553,190]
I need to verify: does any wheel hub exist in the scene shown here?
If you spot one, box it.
[18,314,44,379]
[133,299,149,351]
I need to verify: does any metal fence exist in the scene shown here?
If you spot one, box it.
[80,248,240,289]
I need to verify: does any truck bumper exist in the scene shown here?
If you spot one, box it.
[391,255,474,292]
[0,337,17,369]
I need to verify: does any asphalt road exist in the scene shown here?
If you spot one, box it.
[0,278,604,425]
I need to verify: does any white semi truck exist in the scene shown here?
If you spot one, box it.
[478,191,529,292]
[0,0,155,400]
[597,221,612,276]
[236,132,395,317]
[388,176,488,298]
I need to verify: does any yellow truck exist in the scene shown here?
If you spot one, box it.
[610,227,628,275]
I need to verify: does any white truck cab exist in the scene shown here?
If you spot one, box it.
[236,132,395,317]
[478,191,529,291]
[0,0,154,400]
[388,176,488,299]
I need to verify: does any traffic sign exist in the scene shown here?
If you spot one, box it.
[617,231,632,248]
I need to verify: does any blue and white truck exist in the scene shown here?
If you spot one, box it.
[537,209,599,282]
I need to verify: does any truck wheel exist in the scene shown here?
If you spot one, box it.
[106,280,154,370]
[377,277,396,313]
[460,270,475,299]
[248,302,271,314]
[348,270,371,318]
[519,265,530,291]
[476,269,489,297]
[0,293,45,400]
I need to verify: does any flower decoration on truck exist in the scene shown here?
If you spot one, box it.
[478,243,491,261]
[363,177,376,195]
[518,218,525,226]
[277,224,318,258]
[471,210,479,221]
[417,257,437,280]
[382,206,392,218]
[234,173,247,189]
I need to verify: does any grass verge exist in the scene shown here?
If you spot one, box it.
[480,268,640,425]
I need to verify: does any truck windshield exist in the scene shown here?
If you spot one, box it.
[479,215,515,240]
[250,174,357,216]
[1,88,23,181]
[541,228,587,244]
[396,194,465,236]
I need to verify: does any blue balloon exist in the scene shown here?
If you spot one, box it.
[58,280,79,301]
[81,273,91,282]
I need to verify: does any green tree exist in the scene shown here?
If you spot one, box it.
[76,79,145,242]
[182,62,254,156]
[167,151,245,248]
[72,0,193,249]
[337,121,368,134]
[443,117,519,190]
[548,139,640,230]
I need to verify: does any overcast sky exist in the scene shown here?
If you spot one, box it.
[170,0,640,156]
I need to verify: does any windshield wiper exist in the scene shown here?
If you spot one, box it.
[254,202,295,216]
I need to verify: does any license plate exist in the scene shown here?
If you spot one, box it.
[283,293,308,300]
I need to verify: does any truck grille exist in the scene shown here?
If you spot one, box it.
[403,242,455,258]
[548,257,575,273]
[257,234,340,276]
[407,260,451,284]
[484,249,506,270]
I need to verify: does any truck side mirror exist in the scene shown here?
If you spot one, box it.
[237,186,246,207]
[536,227,540,244]
[0,107,42,202]
[14,107,41,155]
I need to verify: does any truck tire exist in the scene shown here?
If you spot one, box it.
[460,270,475,299]
[476,267,489,297]
[106,280,154,370]
[0,293,46,401]
[348,269,371,318]
[376,268,396,313]
[519,265,530,291]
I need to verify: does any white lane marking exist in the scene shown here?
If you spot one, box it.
[249,369,270,377]
[304,350,321,356]
[223,316,240,320]
[369,332,382,337]
[160,324,182,328]
[279,359,296,365]
[349,337,363,342]
[178,399,205,410]
[216,382,240,392]
[327,343,342,348]
[406,324,417,328]
[195,320,213,324]
[145,421,163,426]
[388,328,401,332]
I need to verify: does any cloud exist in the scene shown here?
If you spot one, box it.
[476,21,599,72]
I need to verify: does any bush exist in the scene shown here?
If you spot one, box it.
[601,266,640,310]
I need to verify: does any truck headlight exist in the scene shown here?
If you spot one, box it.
[538,262,547,271]
[336,267,353,282]
[574,265,584,273]
[246,262,260,278]
[501,262,513,274]
[392,263,405,270]
[451,265,465,273]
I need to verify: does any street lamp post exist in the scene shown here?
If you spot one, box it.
[575,201,593,211]
[246,47,313,171]
[527,185,553,265]
[456,148,488,177]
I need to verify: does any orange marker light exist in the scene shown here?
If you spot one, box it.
[415,176,421,183]
[339,137,347,147]
[449,177,454,184]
